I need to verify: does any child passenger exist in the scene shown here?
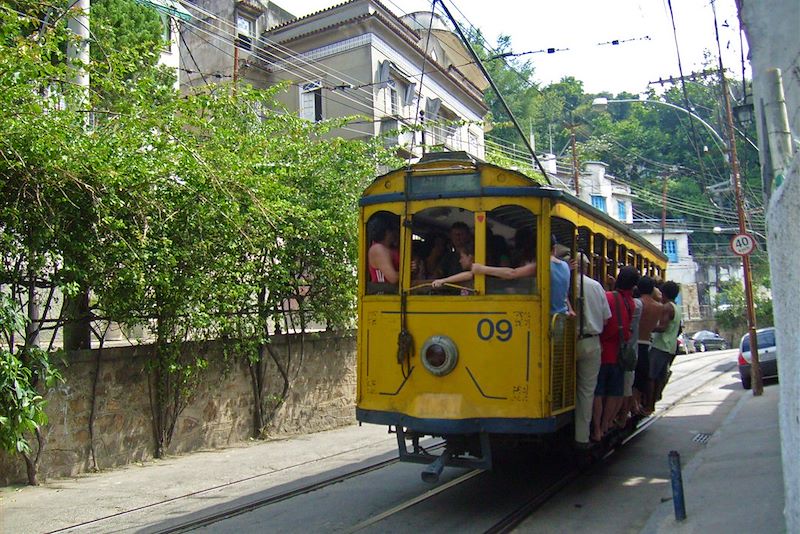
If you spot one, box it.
[431,246,474,293]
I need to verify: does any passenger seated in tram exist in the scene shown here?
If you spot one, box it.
[487,229,512,267]
[431,245,474,292]
[367,214,400,284]
[470,227,537,281]
[423,232,447,280]
[441,222,474,277]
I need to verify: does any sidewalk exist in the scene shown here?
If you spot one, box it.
[0,375,786,533]
[642,384,785,533]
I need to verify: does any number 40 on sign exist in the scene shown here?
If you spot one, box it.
[730,233,756,256]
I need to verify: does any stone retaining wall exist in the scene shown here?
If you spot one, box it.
[0,332,357,486]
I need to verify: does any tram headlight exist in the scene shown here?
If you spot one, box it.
[420,335,458,376]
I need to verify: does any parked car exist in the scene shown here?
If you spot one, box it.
[690,330,728,352]
[738,327,779,390]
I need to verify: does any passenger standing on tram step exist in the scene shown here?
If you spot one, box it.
[549,235,575,316]
[592,266,639,442]
[617,285,643,427]
[574,253,611,448]
[633,277,664,415]
[367,215,400,284]
[647,281,682,413]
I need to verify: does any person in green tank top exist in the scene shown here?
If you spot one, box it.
[647,281,681,413]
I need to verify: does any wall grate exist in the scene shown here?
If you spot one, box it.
[693,432,712,444]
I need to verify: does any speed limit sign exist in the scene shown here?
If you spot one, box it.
[730,233,756,256]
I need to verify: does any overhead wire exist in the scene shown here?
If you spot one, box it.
[664,0,717,191]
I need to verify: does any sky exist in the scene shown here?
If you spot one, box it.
[284,0,748,95]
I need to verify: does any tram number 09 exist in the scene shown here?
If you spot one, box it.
[477,319,513,342]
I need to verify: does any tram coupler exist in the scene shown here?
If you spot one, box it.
[421,448,453,483]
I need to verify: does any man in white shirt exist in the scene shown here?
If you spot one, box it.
[574,253,612,447]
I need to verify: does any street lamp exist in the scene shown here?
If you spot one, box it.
[713,226,767,242]
[593,95,764,395]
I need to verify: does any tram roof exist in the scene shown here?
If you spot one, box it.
[363,152,667,261]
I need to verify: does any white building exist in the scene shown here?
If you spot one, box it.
[633,222,702,320]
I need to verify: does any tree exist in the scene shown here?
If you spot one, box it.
[1,2,398,465]
[0,294,61,486]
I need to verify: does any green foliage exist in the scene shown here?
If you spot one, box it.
[714,281,774,330]
[1,0,399,449]
[0,294,61,456]
[90,0,164,63]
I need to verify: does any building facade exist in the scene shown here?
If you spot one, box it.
[179,0,488,159]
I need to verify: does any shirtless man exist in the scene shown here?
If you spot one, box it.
[633,277,663,415]
[648,281,681,413]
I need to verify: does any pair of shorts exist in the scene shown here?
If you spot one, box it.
[595,363,624,397]
[633,343,651,392]
[649,347,672,383]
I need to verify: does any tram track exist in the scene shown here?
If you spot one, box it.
[51,353,736,534]
[49,441,444,534]
[483,352,737,533]
[180,353,734,534]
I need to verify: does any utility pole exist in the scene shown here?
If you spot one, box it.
[233,39,239,94]
[67,0,90,101]
[570,123,580,196]
[63,0,92,351]
[661,173,668,251]
[718,59,763,395]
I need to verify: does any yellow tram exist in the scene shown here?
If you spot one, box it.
[356,152,666,480]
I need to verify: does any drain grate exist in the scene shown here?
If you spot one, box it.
[693,432,712,444]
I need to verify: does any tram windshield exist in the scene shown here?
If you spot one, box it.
[408,205,539,296]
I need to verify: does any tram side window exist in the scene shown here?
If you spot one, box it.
[365,211,400,295]
[484,206,538,295]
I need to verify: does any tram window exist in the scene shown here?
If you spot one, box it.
[408,206,476,295]
[484,206,538,295]
[577,227,593,277]
[365,211,400,295]
[593,234,606,284]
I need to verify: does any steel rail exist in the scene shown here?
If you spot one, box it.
[48,441,444,534]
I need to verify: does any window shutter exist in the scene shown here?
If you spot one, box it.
[404,83,417,106]
[425,97,441,120]
[377,60,390,86]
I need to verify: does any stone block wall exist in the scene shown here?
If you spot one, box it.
[0,331,357,486]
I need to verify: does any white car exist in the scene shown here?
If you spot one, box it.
[737,327,778,389]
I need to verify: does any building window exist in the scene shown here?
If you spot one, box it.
[300,81,323,122]
[591,195,607,212]
[384,80,398,116]
[380,118,399,148]
[160,13,172,46]
[236,13,255,51]
[617,200,626,221]
[663,239,678,262]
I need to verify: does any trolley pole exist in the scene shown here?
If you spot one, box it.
[718,65,763,395]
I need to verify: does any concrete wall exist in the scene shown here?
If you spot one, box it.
[0,332,356,486]
[739,1,800,531]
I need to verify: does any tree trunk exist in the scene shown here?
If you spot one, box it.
[21,427,45,486]
[63,290,91,350]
